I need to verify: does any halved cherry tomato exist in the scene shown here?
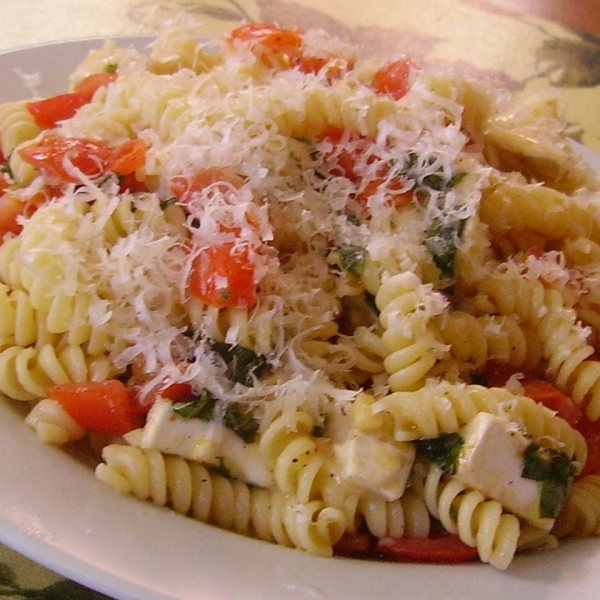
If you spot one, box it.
[522,379,583,428]
[19,136,146,184]
[377,534,479,563]
[170,167,244,205]
[28,93,89,129]
[228,23,303,67]
[107,138,146,176]
[571,417,600,477]
[0,186,58,240]
[46,380,145,436]
[292,54,354,81]
[134,381,194,410]
[118,172,148,194]
[28,73,117,130]
[316,126,363,181]
[371,59,415,100]
[19,136,111,182]
[72,72,118,101]
[189,241,257,309]
[316,126,412,209]
[0,193,25,238]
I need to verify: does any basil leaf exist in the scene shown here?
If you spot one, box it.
[425,215,467,280]
[417,432,464,475]
[211,341,268,387]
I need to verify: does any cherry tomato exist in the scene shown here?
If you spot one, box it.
[0,186,58,240]
[377,534,479,563]
[19,136,146,184]
[72,72,118,101]
[292,54,354,81]
[46,380,145,436]
[0,193,25,238]
[28,93,90,129]
[169,167,244,205]
[107,138,146,176]
[522,379,583,428]
[228,23,303,67]
[189,242,257,309]
[19,136,111,182]
[371,59,415,100]
[316,126,363,181]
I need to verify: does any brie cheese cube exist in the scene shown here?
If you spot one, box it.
[455,412,554,531]
[140,399,273,488]
[334,429,415,501]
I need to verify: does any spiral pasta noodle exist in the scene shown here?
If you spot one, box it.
[374,272,448,392]
[25,398,86,444]
[420,463,520,570]
[96,444,347,556]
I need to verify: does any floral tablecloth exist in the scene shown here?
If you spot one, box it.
[0,0,599,598]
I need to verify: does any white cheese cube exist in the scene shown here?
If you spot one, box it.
[140,400,273,488]
[334,429,415,501]
[455,412,554,531]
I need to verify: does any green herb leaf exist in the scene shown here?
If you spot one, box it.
[330,246,365,278]
[522,442,576,519]
[172,389,259,443]
[417,432,464,475]
[211,341,268,387]
[172,389,217,420]
[104,62,118,73]
[425,215,467,280]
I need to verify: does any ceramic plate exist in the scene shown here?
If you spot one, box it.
[0,37,599,600]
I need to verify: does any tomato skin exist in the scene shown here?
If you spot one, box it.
[170,167,244,205]
[136,381,194,408]
[72,72,118,101]
[19,136,111,182]
[521,379,583,428]
[377,534,479,563]
[228,23,303,67]
[371,59,415,100]
[0,186,57,240]
[28,93,90,129]
[46,380,144,436]
[19,136,146,184]
[0,193,26,238]
[107,138,146,176]
[189,242,257,309]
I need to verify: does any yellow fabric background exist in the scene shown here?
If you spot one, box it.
[1,0,598,149]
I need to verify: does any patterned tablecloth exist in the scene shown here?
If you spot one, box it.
[0,1,599,598]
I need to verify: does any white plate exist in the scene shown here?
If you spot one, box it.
[0,37,599,600]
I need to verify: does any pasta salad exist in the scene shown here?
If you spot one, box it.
[1,16,600,570]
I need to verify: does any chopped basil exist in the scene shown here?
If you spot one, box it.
[417,432,464,475]
[222,402,260,443]
[172,389,259,444]
[104,62,118,73]
[522,442,576,519]
[425,215,467,281]
[172,389,216,420]
[329,246,365,278]
[211,341,269,387]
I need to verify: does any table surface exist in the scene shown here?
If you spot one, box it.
[0,1,599,598]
